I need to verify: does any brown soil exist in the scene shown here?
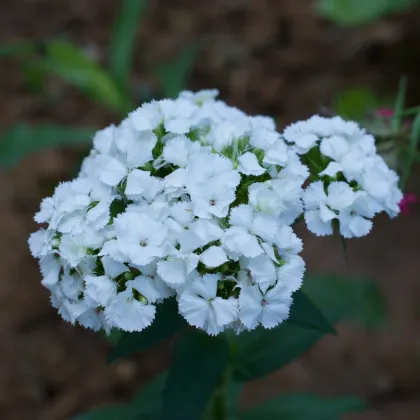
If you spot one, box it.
[1,0,420,419]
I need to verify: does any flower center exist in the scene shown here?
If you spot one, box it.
[261,299,268,306]
[209,199,216,206]
[139,241,147,247]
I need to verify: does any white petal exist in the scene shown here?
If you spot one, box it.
[212,297,238,327]
[125,169,149,196]
[229,205,253,229]
[99,157,127,186]
[277,255,305,292]
[200,246,228,268]
[238,285,263,330]
[157,259,189,285]
[224,228,263,258]
[339,212,372,238]
[129,276,162,303]
[84,275,117,306]
[105,292,156,332]
[304,210,333,236]
[247,255,277,293]
[320,135,349,160]
[238,152,265,176]
[101,256,127,278]
[179,291,211,329]
[262,283,292,328]
[327,182,356,210]
[40,255,62,288]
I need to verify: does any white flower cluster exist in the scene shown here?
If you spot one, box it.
[28,91,401,336]
[283,115,403,238]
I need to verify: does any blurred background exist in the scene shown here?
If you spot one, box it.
[1,0,420,419]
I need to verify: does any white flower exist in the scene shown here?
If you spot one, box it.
[237,152,266,176]
[84,275,117,307]
[245,254,277,293]
[239,283,292,330]
[303,181,359,236]
[104,280,156,332]
[189,178,237,218]
[179,274,238,335]
[162,135,201,167]
[109,213,168,266]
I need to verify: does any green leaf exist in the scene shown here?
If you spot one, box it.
[287,290,336,335]
[73,371,167,420]
[316,0,419,26]
[302,274,386,328]
[227,381,244,419]
[42,40,128,113]
[334,88,379,120]
[401,111,420,188]
[109,0,147,94]
[0,124,95,170]
[0,40,36,58]
[232,274,385,381]
[232,323,324,381]
[239,394,366,420]
[391,77,407,134]
[162,331,230,420]
[108,298,186,363]
[156,44,199,98]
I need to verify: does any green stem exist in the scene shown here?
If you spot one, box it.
[210,370,229,420]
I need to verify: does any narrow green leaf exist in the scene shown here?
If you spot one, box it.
[239,394,366,420]
[109,0,147,93]
[41,40,128,113]
[302,274,386,328]
[0,124,95,170]
[401,111,420,188]
[232,324,323,381]
[287,290,336,335]
[156,44,199,98]
[108,298,186,363]
[391,77,407,134]
[162,331,230,420]
[73,372,167,420]
[316,0,419,26]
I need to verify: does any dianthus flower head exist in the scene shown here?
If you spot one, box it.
[28,94,402,336]
[283,115,403,239]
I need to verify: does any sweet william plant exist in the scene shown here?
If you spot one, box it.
[29,90,401,419]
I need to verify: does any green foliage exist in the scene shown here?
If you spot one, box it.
[232,323,324,381]
[232,274,385,381]
[287,290,336,335]
[238,394,366,420]
[73,372,167,420]
[109,0,147,95]
[335,88,380,120]
[0,0,198,171]
[317,0,420,26]
[108,298,187,363]
[161,331,230,420]
[156,44,199,98]
[302,274,386,328]
[391,77,408,134]
[39,39,128,113]
[401,111,420,188]
[0,124,95,170]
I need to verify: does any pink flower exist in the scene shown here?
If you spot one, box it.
[399,193,418,215]
[374,108,395,118]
